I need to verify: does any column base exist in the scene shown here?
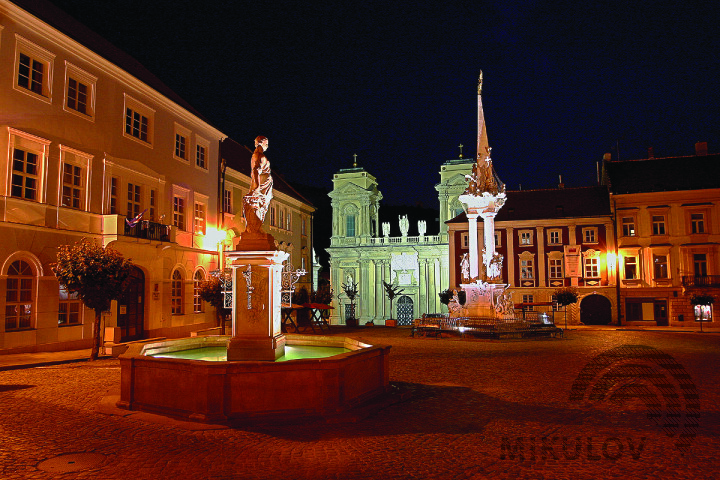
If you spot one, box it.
[227,334,286,362]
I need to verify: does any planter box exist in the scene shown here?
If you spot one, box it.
[385,319,397,327]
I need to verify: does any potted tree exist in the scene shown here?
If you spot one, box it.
[199,276,231,335]
[553,286,579,330]
[382,281,405,326]
[341,280,359,327]
[53,239,133,360]
[690,292,715,333]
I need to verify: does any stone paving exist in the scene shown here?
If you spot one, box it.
[0,328,719,479]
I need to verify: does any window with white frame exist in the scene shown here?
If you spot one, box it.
[61,162,83,209]
[584,256,600,278]
[549,257,563,279]
[582,227,598,244]
[653,254,668,279]
[270,204,276,226]
[15,35,55,101]
[58,286,82,326]
[691,213,706,234]
[286,209,292,231]
[149,189,157,221]
[5,260,34,330]
[622,217,636,237]
[193,270,204,313]
[64,62,96,119]
[123,95,154,145]
[172,185,189,231]
[127,183,141,219]
[110,177,119,214]
[194,202,206,234]
[624,255,638,279]
[195,137,209,170]
[519,230,533,246]
[223,189,232,215]
[175,134,187,160]
[461,233,469,249]
[521,259,534,279]
[548,229,561,245]
[171,270,183,315]
[652,215,666,235]
[173,195,185,230]
[11,147,40,201]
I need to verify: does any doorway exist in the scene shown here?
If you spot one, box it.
[397,295,414,326]
[580,294,612,325]
[118,267,145,342]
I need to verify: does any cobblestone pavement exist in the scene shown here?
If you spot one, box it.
[0,329,718,479]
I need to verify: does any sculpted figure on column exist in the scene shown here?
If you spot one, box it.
[239,136,276,250]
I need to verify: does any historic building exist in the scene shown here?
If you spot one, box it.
[603,143,720,326]
[447,186,617,325]
[220,138,316,294]
[0,0,228,352]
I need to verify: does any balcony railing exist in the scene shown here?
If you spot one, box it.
[124,220,172,242]
[682,275,720,288]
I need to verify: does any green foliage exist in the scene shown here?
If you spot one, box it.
[342,280,359,303]
[199,276,230,311]
[292,286,310,305]
[690,293,715,306]
[438,289,453,306]
[554,287,579,307]
[52,239,132,313]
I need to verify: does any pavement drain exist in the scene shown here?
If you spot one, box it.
[37,453,106,473]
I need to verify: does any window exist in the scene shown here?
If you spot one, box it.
[64,62,96,119]
[301,256,307,271]
[346,215,356,237]
[61,162,84,209]
[5,260,33,330]
[694,254,707,277]
[193,270,204,313]
[223,189,232,215]
[653,254,668,279]
[582,227,597,244]
[549,258,563,279]
[11,148,39,200]
[584,257,600,278]
[171,270,183,314]
[301,216,307,236]
[149,189,157,221]
[280,209,285,229]
[522,294,534,310]
[519,231,533,245]
[58,286,82,326]
[270,205,276,226]
[127,183,141,218]
[175,133,187,160]
[624,256,638,279]
[622,217,636,237]
[194,202,206,235]
[286,210,292,231]
[461,233,469,249]
[695,304,712,322]
[15,36,55,101]
[196,144,206,169]
[123,95,154,145]
[521,259,534,279]
[548,230,561,245]
[494,231,502,247]
[110,177,119,214]
[652,215,666,235]
[691,213,705,234]
[173,195,185,230]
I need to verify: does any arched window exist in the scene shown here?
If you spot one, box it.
[193,270,204,313]
[5,260,34,330]
[171,270,183,315]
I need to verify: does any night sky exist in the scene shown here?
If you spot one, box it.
[48,0,720,206]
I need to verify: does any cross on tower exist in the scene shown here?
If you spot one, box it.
[458,143,464,158]
[353,153,358,167]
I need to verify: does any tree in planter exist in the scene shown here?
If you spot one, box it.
[198,276,231,335]
[438,288,466,314]
[341,280,359,326]
[382,281,405,324]
[690,292,715,332]
[53,239,133,360]
[553,286,579,329]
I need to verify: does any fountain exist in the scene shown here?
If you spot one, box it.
[117,137,391,424]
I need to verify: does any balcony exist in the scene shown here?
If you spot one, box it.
[682,275,720,288]
[124,220,172,242]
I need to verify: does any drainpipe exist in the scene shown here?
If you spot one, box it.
[612,198,622,326]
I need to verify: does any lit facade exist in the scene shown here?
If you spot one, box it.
[0,0,225,352]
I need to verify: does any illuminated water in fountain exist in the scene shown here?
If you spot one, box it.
[150,345,350,362]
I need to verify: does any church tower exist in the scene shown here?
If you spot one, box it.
[436,153,475,240]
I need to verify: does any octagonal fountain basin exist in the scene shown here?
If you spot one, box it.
[117,334,391,424]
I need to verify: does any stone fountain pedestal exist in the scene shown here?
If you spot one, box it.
[226,250,288,361]
[460,281,513,319]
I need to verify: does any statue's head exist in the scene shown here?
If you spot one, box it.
[254,136,269,151]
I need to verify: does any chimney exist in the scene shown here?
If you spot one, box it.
[695,141,708,156]
[648,147,654,159]
[558,174,564,189]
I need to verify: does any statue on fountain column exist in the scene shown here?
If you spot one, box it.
[239,136,276,250]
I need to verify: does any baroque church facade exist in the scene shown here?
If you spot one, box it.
[326,156,473,325]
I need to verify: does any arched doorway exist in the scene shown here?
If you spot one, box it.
[118,267,145,341]
[397,295,414,326]
[580,294,612,325]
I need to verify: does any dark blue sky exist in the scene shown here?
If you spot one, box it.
[51,0,720,206]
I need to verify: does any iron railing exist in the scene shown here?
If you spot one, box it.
[682,275,720,288]
[124,220,172,242]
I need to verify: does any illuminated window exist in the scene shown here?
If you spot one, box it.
[193,270,204,313]
[695,304,712,322]
[582,227,598,244]
[123,95,154,145]
[173,195,185,230]
[15,37,55,101]
[622,217,636,236]
[61,162,84,209]
[691,213,705,234]
[127,183,141,219]
[653,254,668,279]
[194,202,206,235]
[549,258,563,279]
[624,256,637,279]
[519,230,533,245]
[196,144,206,169]
[5,260,34,331]
[521,259,534,279]
[58,286,82,326]
[223,189,232,214]
[584,257,600,278]
[652,215,666,235]
[171,270,183,315]
[11,148,39,201]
